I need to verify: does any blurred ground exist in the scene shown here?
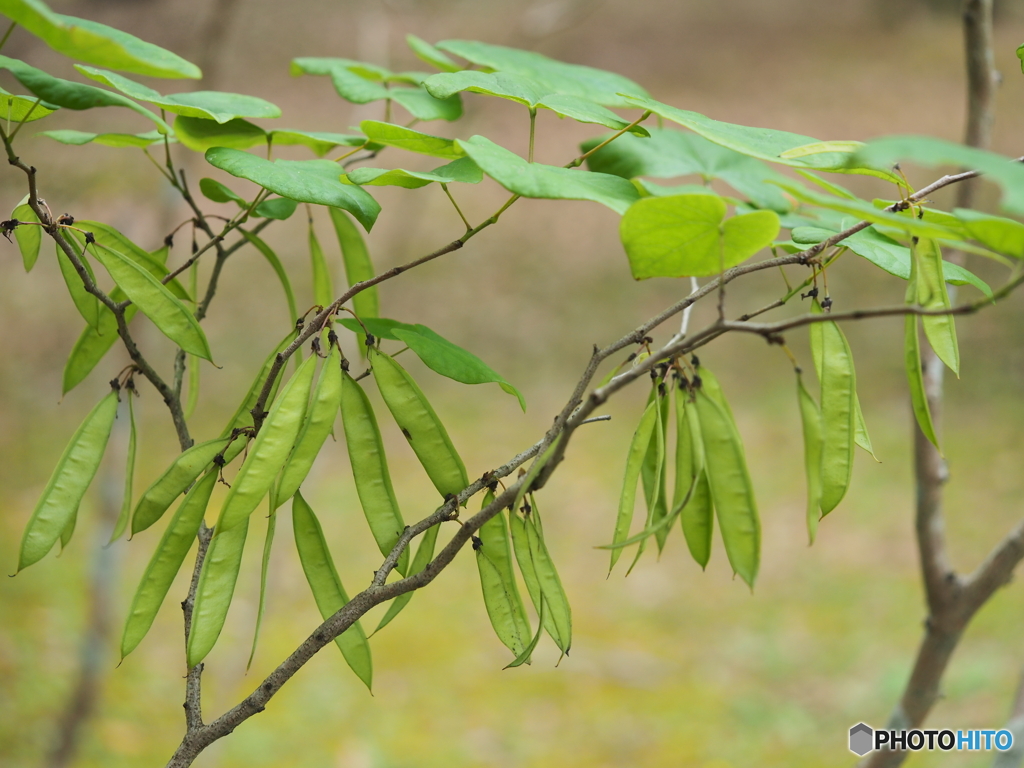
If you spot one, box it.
[3,0,1024,766]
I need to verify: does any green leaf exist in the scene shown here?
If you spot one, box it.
[954,208,1024,258]
[390,87,463,122]
[424,70,553,108]
[0,0,200,78]
[38,128,168,147]
[457,135,639,214]
[625,95,899,182]
[239,231,298,322]
[435,39,648,108]
[406,34,461,73]
[852,136,1024,216]
[205,148,381,231]
[391,326,526,410]
[17,389,119,571]
[1018,43,1024,74]
[269,129,364,157]
[905,248,939,449]
[0,84,55,122]
[328,208,378,324]
[175,115,266,152]
[290,57,390,103]
[254,197,298,220]
[11,201,40,270]
[359,120,463,158]
[772,180,965,241]
[308,219,333,309]
[338,317,417,341]
[620,194,779,278]
[347,157,482,188]
[200,177,247,205]
[88,240,212,360]
[0,55,170,132]
[292,493,372,692]
[583,128,790,212]
[76,66,279,122]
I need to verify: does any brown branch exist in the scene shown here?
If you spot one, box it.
[863,1,1001,765]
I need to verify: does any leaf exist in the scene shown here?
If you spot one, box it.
[291,57,390,103]
[435,39,648,108]
[205,149,381,232]
[0,0,200,78]
[270,129,365,157]
[390,87,463,122]
[108,390,137,544]
[18,389,118,569]
[200,177,247,205]
[582,128,790,212]
[457,135,639,214]
[906,309,939,449]
[852,136,1024,216]
[0,84,56,122]
[347,157,483,188]
[88,241,212,360]
[954,208,1024,259]
[11,202,40,270]
[186,516,249,668]
[120,469,216,659]
[174,115,266,152]
[626,95,898,182]
[292,493,372,689]
[359,120,463,158]
[76,66,279,122]
[406,34,461,73]
[620,194,779,278]
[254,197,298,220]
[391,327,526,411]
[0,55,170,132]
[239,231,298,322]
[338,317,418,341]
[772,180,965,242]
[38,128,168,147]
[328,208,378,327]
[915,238,959,376]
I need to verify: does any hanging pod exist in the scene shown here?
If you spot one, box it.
[276,343,344,505]
[215,353,318,534]
[796,372,824,544]
[609,395,659,573]
[904,244,940,448]
[121,469,218,659]
[340,367,409,575]
[474,489,532,660]
[18,387,120,571]
[510,496,571,655]
[370,348,469,498]
[107,387,137,544]
[292,492,373,690]
[638,381,670,560]
[248,487,278,670]
[694,387,760,588]
[676,389,713,568]
[914,237,960,376]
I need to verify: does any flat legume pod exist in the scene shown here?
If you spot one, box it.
[609,397,658,573]
[292,492,373,689]
[815,313,857,515]
[796,373,823,544]
[215,354,317,533]
[340,368,408,574]
[475,490,531,658]
[121,469,217,659]
[18,388,119,571]
[370,348,468,498]
[677,392,713,568]
[695,388,759,588]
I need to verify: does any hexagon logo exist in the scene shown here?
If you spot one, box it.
[849,723,874,756]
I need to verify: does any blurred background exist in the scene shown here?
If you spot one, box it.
[3,0,1024,766]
